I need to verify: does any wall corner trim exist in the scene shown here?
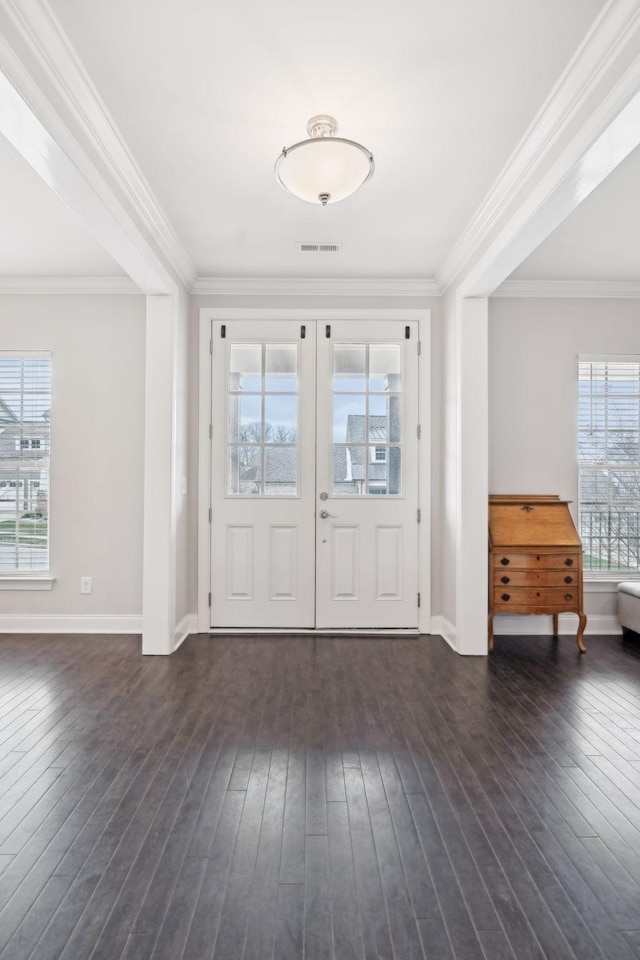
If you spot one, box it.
[174,614,198,651]
[430,615,457,651]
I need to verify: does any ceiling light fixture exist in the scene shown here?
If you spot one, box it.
[275,115,374,206]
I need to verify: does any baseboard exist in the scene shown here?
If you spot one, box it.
[0,614,142,634]
[493,613,621,636]
[207,628,419,636]
[174,614,198,650]
[430,615,457,651]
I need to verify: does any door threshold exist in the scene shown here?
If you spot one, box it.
[207,628,421,636]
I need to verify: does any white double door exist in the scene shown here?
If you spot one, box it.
[210,319,420,630]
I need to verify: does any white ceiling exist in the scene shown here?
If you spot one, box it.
[510,142,640,282]
[4,0,598,282]
[0,133,124,277]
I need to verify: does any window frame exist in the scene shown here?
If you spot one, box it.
[578,354,640,581]
[0,351,52,580]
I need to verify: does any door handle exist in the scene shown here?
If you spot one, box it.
[319,510,336,519]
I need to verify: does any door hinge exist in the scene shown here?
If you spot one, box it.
[417,508,421,524]
[325,324,331,338]
[208,592,211,607]
[209,423,213,439]
[405,325,411,339]
[417,340,422,356]
[208,507,212,523]
[417,424,421,440]
[417,592,421,608]
[220,324,226,338]
[301,325,306,339]
[209,338,213,355]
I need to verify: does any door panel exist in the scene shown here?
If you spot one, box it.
[315,321,419,629]
[210,321,315,628]
[210,319,420,630]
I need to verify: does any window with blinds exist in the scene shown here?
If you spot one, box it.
[0,354,51,573]
[578,357,640,576]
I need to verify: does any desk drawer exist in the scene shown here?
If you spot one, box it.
[494,586,578,607]
[493,570,577,587]
[493,553,580,571]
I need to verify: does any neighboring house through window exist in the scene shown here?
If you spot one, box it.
[15,438,45,451]
[0,354,51,572]
[578,357,640,576]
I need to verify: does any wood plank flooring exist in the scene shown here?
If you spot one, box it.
[0,633,640,959]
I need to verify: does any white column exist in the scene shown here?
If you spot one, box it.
[455,296,489,655]
[142,294,177,654]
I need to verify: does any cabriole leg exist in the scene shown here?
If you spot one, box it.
[577,612,587,654]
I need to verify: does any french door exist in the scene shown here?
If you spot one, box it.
[210,319,420,630]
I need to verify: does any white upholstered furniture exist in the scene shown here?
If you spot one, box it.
[617,581,640,634]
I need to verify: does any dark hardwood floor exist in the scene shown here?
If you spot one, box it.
[1,632,640,959]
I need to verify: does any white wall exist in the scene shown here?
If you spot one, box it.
[489,296,640,631]
[0,294,145,625]
[188,294,446,625]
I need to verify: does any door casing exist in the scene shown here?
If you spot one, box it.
[197,308,431,634]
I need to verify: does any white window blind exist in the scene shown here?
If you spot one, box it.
[578,357,640,576]
[0,354,51,573]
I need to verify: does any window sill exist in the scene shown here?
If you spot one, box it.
[0,576,55,591]
[584,578,639,593]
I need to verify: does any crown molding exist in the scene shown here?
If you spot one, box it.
[192,277,441,297]
[437,0,640,295]
[493,279,640,299]
[0,276,142,295]
[1,0,196,292]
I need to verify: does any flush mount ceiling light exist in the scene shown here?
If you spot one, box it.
[275,115,374,206]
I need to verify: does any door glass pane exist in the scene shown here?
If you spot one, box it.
[229,395,262,443]
[265,344,297,392]
[229,344,261,392]
[368,446,402,495]
[265,395,297,442]
[368,395,402,442]
[334,344,366,392]
[369,344,402,392]
[228,446,262,495]
[333,445,367,495]
[332,342,403,496]
[264,446,297,495]
[227,342,298,496]
[333,395,366,442]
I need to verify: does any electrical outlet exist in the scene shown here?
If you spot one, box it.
[80,576,92,595]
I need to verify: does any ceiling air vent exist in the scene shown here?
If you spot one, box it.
[296,242,342,253]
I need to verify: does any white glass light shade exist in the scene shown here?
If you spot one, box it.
[275,136,374,205]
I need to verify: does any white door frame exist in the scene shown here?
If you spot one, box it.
[197,308,431,634]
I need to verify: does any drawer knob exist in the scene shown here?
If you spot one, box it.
[500,557,510,566]
[565,558,573,567]
[501,576,510,584]
[501,593,510,602]
[564,593,573,601]
[564,576,573,584]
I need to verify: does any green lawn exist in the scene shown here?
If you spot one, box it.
[0,519,47,546]
[583,554,638,573]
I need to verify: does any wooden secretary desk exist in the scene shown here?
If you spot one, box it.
[488,495,587,653]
